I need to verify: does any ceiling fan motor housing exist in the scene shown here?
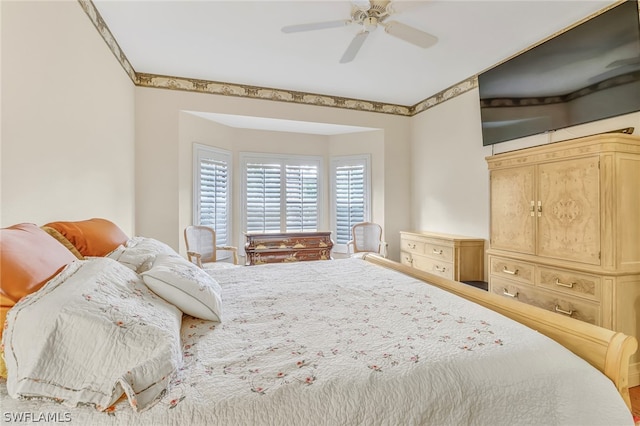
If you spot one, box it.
[352,1,391,26]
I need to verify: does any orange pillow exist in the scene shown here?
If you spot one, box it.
[1,223,79,378]
[1,222,78,373]
[43,218,129,257]
[0,223,77,305]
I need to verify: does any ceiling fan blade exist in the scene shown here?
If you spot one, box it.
[384,21,437,48]
[282,20,351,33]
[340,31,370,63]
[386,0,431,14]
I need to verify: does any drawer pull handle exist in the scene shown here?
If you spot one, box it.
[434,266,446,273]
[405,256,413,265]
[502,289,518,298]
[502,266,519,275]
[554,279,574,289]
[432,248,443,255]
[554,305,573,316]
[407,243,416,249]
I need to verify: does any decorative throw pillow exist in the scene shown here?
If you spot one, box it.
[141,254,223,322]
[107,236,177,273]
[43,218,129,257]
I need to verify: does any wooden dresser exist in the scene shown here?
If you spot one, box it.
[244,232,333,265]
[486,133,640,385]
[400,231,485,282]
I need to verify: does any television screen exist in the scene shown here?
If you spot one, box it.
[478,0,640,146]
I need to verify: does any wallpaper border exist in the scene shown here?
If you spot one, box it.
[79,0,634,118]
[136,73,412,116]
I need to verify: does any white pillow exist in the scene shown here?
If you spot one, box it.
[107,236,176,273]
[142,254,223,322]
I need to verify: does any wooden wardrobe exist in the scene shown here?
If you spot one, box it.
[486,133,640,385]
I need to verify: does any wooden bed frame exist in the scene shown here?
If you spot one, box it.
[364,254,638,411]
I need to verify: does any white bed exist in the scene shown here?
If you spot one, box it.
[1,255,634,425]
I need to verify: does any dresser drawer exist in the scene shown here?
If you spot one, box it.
[422,242,454,262]
[537,266,601,302]
[489,256,535,286]
[491,277,600,325]
[490,277,530,301]
[400,251,414,267]
[412,254,454,280]
[401,237,425,255]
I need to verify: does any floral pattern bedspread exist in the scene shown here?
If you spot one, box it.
[0,259,632,425]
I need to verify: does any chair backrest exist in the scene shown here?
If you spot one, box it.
[184,225,217,263]
[352,222,383,253]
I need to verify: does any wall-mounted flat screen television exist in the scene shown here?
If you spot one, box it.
[478,0,640,146]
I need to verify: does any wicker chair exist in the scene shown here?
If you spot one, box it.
[184,225,239,268]
[347,222,388,258]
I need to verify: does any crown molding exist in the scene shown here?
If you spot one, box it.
[79,0,477,117]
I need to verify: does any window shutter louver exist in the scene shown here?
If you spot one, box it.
[246,163,282,233]
[286,165,318,232]
[199,158,229,246]
[242,155,321,234]
[194,145,232,253]
[335,164,366,244]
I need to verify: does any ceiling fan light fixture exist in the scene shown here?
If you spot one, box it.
[363,17,378,32]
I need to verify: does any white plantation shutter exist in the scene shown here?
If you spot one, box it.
[194,145,231,248]
[242,154,321,234]
[246,163,282,232]
[331,155,371,250]
[286,165,318,231]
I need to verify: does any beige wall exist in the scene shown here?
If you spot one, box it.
[410,89,492,241]
[136,87,411,260]
[1,1,136,234]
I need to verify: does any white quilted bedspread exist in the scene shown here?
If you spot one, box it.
[0,258,633,425]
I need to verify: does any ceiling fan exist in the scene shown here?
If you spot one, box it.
[281,0,437,64]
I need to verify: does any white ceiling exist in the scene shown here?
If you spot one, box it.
[93,0,616,107]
